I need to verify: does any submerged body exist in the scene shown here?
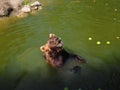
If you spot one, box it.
[40,34,85,67]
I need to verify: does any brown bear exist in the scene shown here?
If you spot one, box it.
[40,34,85,67]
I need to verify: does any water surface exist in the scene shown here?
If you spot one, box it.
[0,0,120,90]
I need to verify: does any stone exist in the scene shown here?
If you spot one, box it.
[0,0,42,17]
[21,5,31,13]
[30,1,41,7]
[31,6,38,10]
[9,0,23,9]
[0,1,13,17]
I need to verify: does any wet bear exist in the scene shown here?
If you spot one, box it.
[40,34,85,67]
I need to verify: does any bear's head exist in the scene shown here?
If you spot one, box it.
[40,34,63,53]
[47,34,63,48]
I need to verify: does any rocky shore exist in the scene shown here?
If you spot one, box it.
[0,0,42,18]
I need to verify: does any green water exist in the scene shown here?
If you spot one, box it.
[0,0,120,90]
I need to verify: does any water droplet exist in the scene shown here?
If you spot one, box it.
[116,36,120,39]
[96,41,101,45]
[106,41,111,45]
[88,37,92,40]
[98,88,102,90]
[78,88,82,90]
[114,8,118,12]
[64,87,69,90]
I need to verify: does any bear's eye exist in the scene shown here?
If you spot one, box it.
[49,40,56,45]
[58,40,61,43]
[49,41,54,44]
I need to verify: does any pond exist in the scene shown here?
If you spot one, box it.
[0,0,120,90]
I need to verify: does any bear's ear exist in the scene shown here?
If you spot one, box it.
[49,33,56,38]
[40,45,45,52]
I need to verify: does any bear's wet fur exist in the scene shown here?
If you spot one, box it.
[40,34,85,67]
